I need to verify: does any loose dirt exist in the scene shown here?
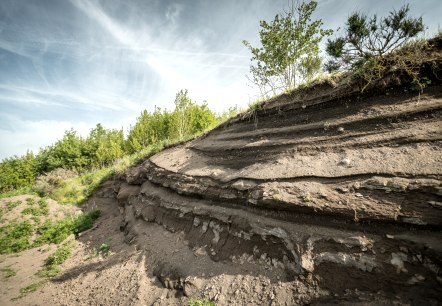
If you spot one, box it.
[1,38,441,306]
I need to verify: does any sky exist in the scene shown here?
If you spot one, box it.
[0,0,441,159]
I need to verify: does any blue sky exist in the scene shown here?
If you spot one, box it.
[0,0,440,159]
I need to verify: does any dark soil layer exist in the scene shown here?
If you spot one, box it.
[10,38,442,306]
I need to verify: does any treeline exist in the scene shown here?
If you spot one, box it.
[0,90,237,193]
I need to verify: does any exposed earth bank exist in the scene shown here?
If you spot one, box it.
[3,38,442,305]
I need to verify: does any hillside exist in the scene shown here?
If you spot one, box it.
[1,37,441,306]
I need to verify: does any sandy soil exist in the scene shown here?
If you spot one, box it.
[1,38,441,305]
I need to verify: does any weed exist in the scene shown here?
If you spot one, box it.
[98,243,110,256]
[272,194,282,201]
[19,281,42,295]
[188,299,215,306]
[323,121,332,130]
[21,198,49,216]
[6,200,22,210]
[0,221,33,254]
[0,187,34,199]
[38,242,74,278]
[1,266,16,278]
[45,242,73,266]
[299,194,312,202]
[26,197,35,205]
[35,209,100,245]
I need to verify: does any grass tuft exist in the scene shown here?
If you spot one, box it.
[1,266,17,278]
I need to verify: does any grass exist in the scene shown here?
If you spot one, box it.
[1,266,16,278]
[189,299,215,306]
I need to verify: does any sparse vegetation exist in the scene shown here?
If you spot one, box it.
[0,221,34,254]
[0,209,100,254]
[6,200,22,210]
[35,209,101,245]
[188,299,215,306]
[325,4,430,91]
[19,281,43,295]
[21,198,49,216]
[38,241,74,278]
[1,266,17,278]
[98,243,110,257]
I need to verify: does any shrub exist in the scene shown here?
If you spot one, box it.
[325,4,424,72]
[33,168,77,197]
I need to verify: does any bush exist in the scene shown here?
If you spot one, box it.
[33,169,77,197]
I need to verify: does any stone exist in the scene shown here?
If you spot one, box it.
[194,246,207,257]
[183,278,203,297]
[231,180,257,191]
[340,158,351,166]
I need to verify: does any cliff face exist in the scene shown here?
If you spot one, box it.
[110,41,442,305]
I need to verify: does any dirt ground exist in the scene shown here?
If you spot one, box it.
[1,41,441,305]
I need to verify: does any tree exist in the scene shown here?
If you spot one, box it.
[325,4,425,72]
[243,0,332,97]
[174,89,192,140]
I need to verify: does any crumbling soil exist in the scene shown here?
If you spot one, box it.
[2,40,442,305]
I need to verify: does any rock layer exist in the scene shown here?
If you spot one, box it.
[115,45,442,304]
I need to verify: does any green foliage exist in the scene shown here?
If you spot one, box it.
[243,0,332,97]
[188,299,215,306]
[0,89,227,199]
[0,221,34,254]
[126,90,218,153]
[325,4,425,72]
[19,282,42,295]
[0,152,37,193]
[1,266,17,278]
[98,243,110,256]
[35,210,101,245]
[39,242,74,278]
[6,200,22,210]
[47,243,73,265]
[21,198,49,216]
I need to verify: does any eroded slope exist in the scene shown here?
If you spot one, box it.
[116,44,442,305]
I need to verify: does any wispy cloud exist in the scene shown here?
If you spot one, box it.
[1,0,441,159]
